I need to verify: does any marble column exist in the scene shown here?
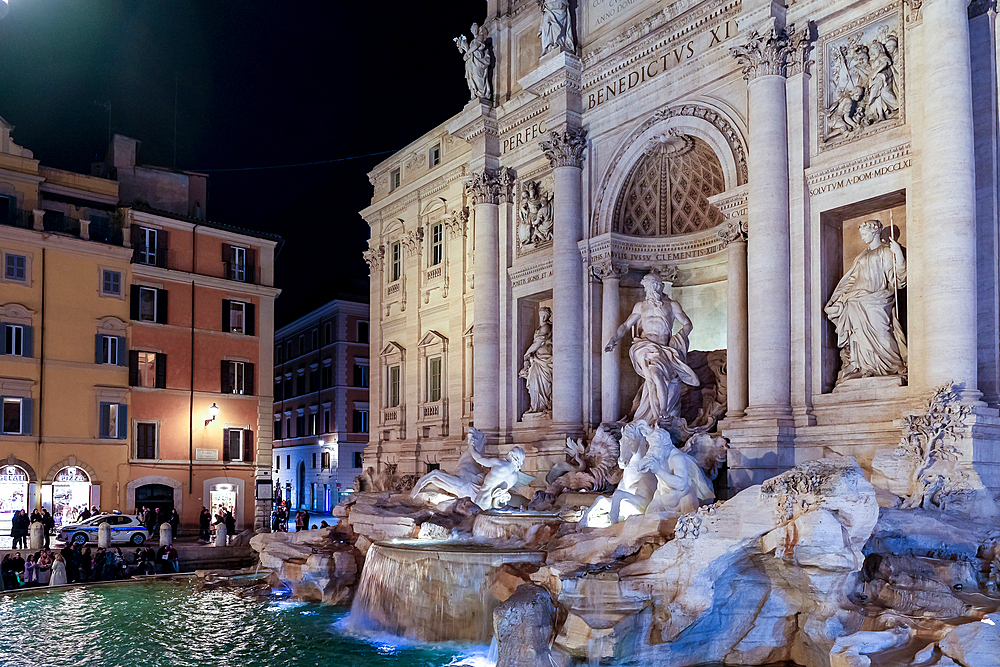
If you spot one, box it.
[732,23,794,420]
[720,221,749,418]
[541,128,588,431]
[595,260,627,423]
[917,0,980,399]
[467,169,513,434]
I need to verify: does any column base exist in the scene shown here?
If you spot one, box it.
[721,413,795,493]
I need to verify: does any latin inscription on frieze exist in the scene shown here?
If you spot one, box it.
[586,19,738,111]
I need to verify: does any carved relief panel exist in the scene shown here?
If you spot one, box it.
[817,5,903,150]
[515,176,554,257]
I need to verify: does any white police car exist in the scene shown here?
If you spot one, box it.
[58,512,150,546]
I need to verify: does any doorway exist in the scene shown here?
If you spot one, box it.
[135,483,175,516]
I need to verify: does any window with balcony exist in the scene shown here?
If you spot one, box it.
[430,223,444,266]
[388,365,400,408]
[390,242,401,282]
[427,356,442,402]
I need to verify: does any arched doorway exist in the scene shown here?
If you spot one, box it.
[135,483,175,516]
[52,466,91,527]
[0,465,28,520]
[296,461,305,509]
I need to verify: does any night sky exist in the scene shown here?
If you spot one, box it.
[0,0,485,325]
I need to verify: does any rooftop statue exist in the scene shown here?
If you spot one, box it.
[824,219,906,384]
[410,428,532,510]
[455,23,492,100]
[538,0,575,55]
[605,270,700,424]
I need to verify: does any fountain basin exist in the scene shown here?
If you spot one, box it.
[349,539,546,643]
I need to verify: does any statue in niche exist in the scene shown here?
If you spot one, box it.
[517,180,554,250]
[410,427,532,510]
[538,0,574,55]
[826,27,900,141]
[455,23,492,100]
[605,270,700,424]
[825,219,907,384]
[519,307,553,415]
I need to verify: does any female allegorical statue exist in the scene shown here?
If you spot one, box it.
[825,219,907,384]
[520,306,553,414]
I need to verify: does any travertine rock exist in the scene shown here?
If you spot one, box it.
[251,528,360,605]
[938,613,1000,667]
[494,585,559,667]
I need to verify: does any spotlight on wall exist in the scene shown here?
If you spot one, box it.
[206,403,219,426]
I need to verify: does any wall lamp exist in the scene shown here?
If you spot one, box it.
[206,403,219,426]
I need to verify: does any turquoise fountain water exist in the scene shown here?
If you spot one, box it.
[0,581,492,667]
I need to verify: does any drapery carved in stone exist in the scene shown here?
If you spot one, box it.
[731,20,795,80]
[517,180,554,251]
[612,134,725,237]
[540,128,587,169]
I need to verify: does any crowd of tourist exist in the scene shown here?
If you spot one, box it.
[135,506,181,538]
[7,508,60,549]
[0,542,179,590]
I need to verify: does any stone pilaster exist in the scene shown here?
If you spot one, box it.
[541,128,587,433]
[718,221,748,419]
[594,260,628,423]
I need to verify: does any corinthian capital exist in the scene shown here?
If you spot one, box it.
[363,244,385,274]
[592,260,628,281]
[718,219,748,247]
[540,128,588,168]
[466,170,502,205]
[731,19,795,81]
[497,167,517,204]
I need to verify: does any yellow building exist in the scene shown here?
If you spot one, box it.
[0,116,133,533]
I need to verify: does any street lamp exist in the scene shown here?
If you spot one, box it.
[205,402,219,426]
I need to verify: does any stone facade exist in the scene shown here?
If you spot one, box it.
[362,0,1000,496]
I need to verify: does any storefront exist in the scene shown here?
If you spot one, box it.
[52,466,92,527]
[0,465,28,520]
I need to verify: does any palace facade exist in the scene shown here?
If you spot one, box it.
[362,0,1000,497]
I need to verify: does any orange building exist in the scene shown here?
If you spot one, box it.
[102,135,281,532]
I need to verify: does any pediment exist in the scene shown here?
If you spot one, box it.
[380,341,406,357]
[418,330,448,347]
[0,303,33,325]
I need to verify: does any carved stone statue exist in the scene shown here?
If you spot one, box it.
[538,0,574,55]
[519,306,552,415]
[580,421,657,527]
[637,422,715,515]
[517,180,554,249]
[605,271,700,423]
[410,427,531,510]
[455,23,492,100]
[824,219,906,384]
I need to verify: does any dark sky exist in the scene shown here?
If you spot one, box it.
[0,0,484,325]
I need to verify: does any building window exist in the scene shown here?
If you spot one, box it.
[430,223,444,266]
[274,378,283,402]
[353,409,369,433]
[353,452,363,469]
[312,452,317,469]
[135,422,157,460]
[286,455,290,469]
[4,253,27,282]
[3,323,31,357]
[286,341,293,359]
[390,242,401,282]
[224,245,249,283]
[323,407,331,433]
[299,333,306,354]
[429,144,441,167]
[1,397,30,435]
[324,321,333,345]
[285,417,291,438]
[99,402,127,439]
[284,375,292,398]
[427,356,442,402]
[321,364,332,389]
[296,413,305,436]
[221,360,253,395]
[358,321,369,344]
[353,364,370,388]
[101,270,121,296]
[99,335,120,365]
[312,328,319,350]
[223,300,254,335]
[390,168,400,191]
[296,372,305,396]
[224,429,245,462]
[309,367,318,393]
[275,344,283,364]
[388,365,400,408]
[130,351,165,388]
[133,286,168,324]
[136,227,160,266]
[274,418,282,440]
[321,451,330,469]
[308,412,317,436]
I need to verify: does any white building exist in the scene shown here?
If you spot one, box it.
[362,0,1000,497]
[272,299,369,511]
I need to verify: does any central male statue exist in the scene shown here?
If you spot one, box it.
[605,271,700,423]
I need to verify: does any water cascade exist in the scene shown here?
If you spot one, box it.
[348,540,546,643]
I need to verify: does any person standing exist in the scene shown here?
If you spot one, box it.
[224,508,235,544]
[198,507,211,541]
[23,554,36,586]
[36,551,51,585]
[169,508,180,539]
[143,506,157,536]
[41,509,55,550]
[49,553,67,586]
